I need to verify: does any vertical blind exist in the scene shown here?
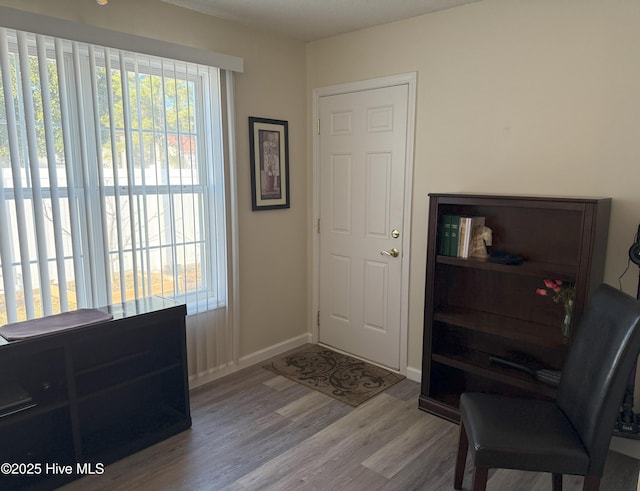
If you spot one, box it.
[0,27,228,324]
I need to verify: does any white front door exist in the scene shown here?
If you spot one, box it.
[318,82,410,370]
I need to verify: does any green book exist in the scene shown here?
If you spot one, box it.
[449,215,460,257]
[440,215,452,255]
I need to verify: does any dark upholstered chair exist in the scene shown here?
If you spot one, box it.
[454,283,640,491]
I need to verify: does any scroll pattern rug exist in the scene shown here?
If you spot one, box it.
[264,345,405,406]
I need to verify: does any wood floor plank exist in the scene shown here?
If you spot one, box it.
[290,403,428,490]
[57,356,640,491]
[237,393,402,489]
[263,374,297,391]
[378,413,463,490]
[362,412,449,479]
[276,390,333,421]
[321,464,390,491]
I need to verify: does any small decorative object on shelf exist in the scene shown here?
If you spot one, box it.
[561,302,573,338]
[536,279,575,337]
[488,249,525,265]
[469,226,492,259]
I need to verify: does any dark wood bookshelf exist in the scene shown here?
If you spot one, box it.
[419,193,611,423]
[0,297,191,491]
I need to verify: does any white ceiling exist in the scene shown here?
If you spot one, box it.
[160,0,480,42]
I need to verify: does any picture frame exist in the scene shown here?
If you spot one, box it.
[249,117,290,211]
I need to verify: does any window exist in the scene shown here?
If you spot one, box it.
[0,27,227,324]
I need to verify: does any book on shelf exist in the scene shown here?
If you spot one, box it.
[439,214,485,257]
[439,214,459,256]
[458,216,485,258]
[438,215,451,255]
[449,215,460,257]
[458,217,469,258]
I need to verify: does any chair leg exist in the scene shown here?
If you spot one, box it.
[552,473,563,491]
[454,422,469,490]
[472,467,489,491]
[583,475,600,491]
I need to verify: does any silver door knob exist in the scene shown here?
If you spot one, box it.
[380,248,399,258]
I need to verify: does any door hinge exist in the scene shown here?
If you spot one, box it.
[317,310,320,327]
[317,118,320,135]
[317,218,320,234]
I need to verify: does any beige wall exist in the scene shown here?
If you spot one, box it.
[0,0,309,359]
[307,0,640,373]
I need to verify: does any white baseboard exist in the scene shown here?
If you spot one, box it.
[188,362,238,389]
[190,334,421,390]
[188,332,312,390]
[238,333,312,369]
[406,365,421,383]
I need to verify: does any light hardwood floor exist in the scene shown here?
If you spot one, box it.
[61,351,640,491]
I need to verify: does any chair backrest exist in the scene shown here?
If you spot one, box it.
[557,283,640,476]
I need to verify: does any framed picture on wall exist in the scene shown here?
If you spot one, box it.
[249,117,290,211]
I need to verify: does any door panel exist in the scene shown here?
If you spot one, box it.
[318,84,408,370]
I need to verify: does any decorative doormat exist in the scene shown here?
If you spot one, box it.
[263,345,405,407]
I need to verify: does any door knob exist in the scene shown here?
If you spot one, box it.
[380,248,399,258]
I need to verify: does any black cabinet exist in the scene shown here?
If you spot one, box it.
[419,194,611,422]
[0,298,191,490]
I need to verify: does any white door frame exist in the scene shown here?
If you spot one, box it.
[311,72,417,374]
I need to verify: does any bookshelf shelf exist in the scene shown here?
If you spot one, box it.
[433,306,566,349]
[420,193,611,422]
[435,255,576,279]
[431,352,558,398]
